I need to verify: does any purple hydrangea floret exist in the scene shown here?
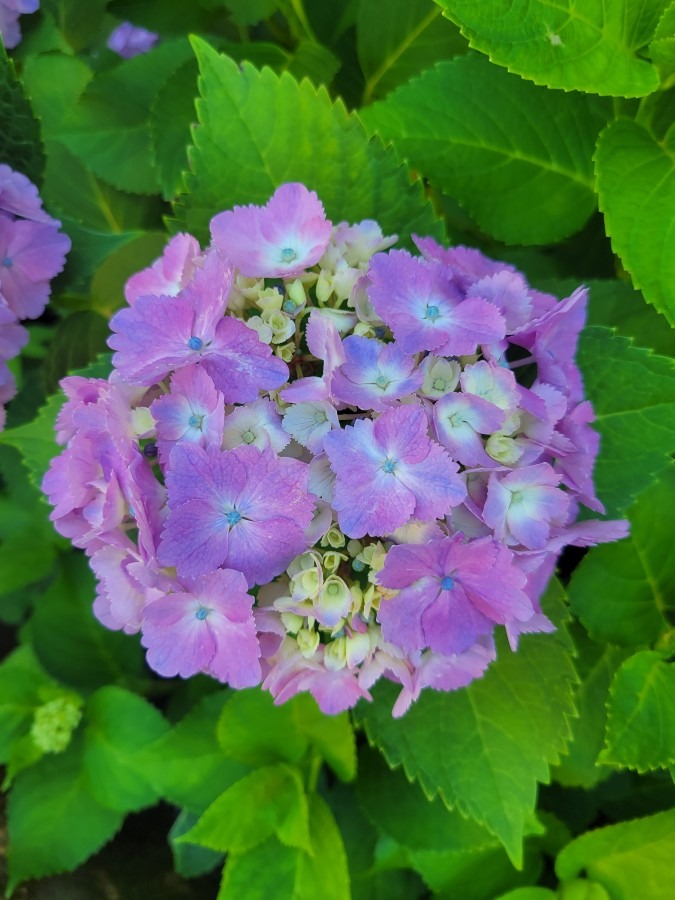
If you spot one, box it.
[42,181,628,717]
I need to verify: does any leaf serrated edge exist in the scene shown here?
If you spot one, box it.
[599,650,675,774]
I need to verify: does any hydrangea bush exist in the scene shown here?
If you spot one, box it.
[1,2,674,898]
[44,182,627,718]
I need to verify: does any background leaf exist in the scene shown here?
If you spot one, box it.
[362,55,610,245]
[434,0,664,97]
[568,467,675,646]
[577,328,675,517]
[600,651,675,772]
[173,37,441,245]
[7,736,123,892]
[83,686,170,812]
[358,0,467,102]
[595,118,675,325]
[556,809,675,899]
[0,42,44,184]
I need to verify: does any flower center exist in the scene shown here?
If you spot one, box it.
[280,247,297,263]
[375,374,389,389]
[2,256,12,268]
[241,430,256,444]
[188,336,203,351]
[382,458,397,474]
[314,410,327,425]
[195,606,210,620]
[188,414,204,429]
[226,510,242,526]
[432,378,447,391]
[425,304,440,321]
[440,576,455,590]
[282,299,297,314]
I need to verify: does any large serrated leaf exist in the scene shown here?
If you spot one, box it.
[83,686,170,812]
[362,55,609,245]
[217,794,350,900]
[0,43,44,184]
[595,118,675,325]
[172,37,441,245]
[355,582,577,866]
[577,328,675,518]
[600,651,675,772]
[556,809,675,899]
[568,467,675,647]
[358,0,467,102]
[435,0,664,97]
[7,736,124,893]
[60,39,193,194]
[180,764,311,854]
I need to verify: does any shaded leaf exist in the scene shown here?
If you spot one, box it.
[362,55,609,245]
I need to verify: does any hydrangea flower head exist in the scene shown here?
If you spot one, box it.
[0,0,39,49]
[43,182,628,716]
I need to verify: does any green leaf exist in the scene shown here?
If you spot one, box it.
[568,467,675,646]
[139,690,249,814]
[0,446,61,599]
[359,0,467,103]
[89,231,167,316]
[221,0,277,27]
[30,553,145,690]
[408,840,542,899]
[356,743,494,853]
[217,687,355,782]
[600,651,675,772]
[355,581,577,866]
[496,891,557,900]
[61,39,193,194]
[556,809,675,899]
[7,736,124,892]
[45,0,110,51]
[0,390,64,490]
[576,328,675,517]
[553,633,629,789]
[285,39,341,85]
[435,0,664,97]
[650,2,675,78]
[22,53,93,140]
[169,809,224,878]
[83,686,169,812]
[181,763,311,854]
[150,60,198,200]
[362,55,609,245]
[0,647,54,762]
[173,37,441,246]
[42,312,111,393]
[595,118,675,325]
[217,794,350,900]
[0,42,45,184]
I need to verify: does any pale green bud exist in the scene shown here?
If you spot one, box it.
[324,638,347,671]
[321,525,346,549]
[280,611,304,634]
[287,278,306,306]
[322,550,347,575]
[276,342,295,362]
[315,270,333,303]
[262,308,295,343]
[420,357,460,399]
[256,287,284,312]
[318,576,352,625]
[245,315,274,344]
[486,433,523,465]
[131,407,155,438]
[31,696,83,754]
[345,631,371,667]
[297,627,320,658]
